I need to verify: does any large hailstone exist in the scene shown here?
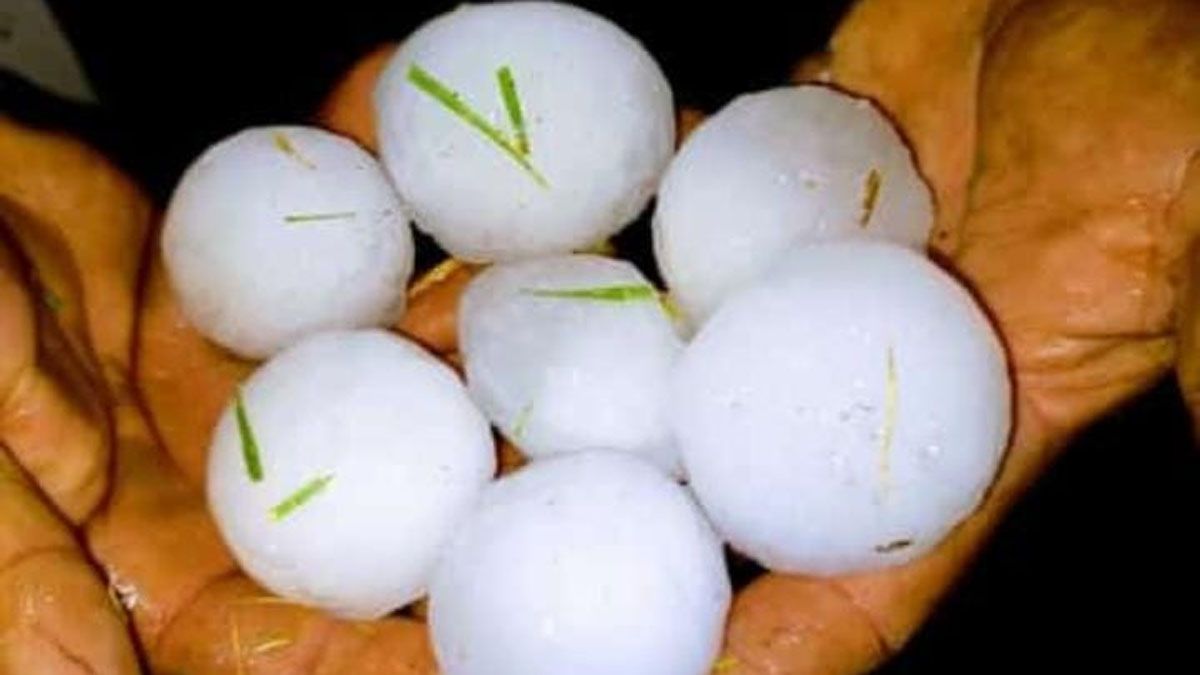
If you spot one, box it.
[653,86,934,325]
[459,255,683,474]
[430,451,731,675]
[375,2,674,261]
[162,126,414,359]
[207,330,495,618]
[673,242,1010,574]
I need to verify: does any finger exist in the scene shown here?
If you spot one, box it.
[789,52,831,84]
[399,258,480,355]
[0,116,152,380]
[136,254,255,484]
[0,236,109,523]
[0,361,110,524]
[87,390,240,645]
[0,442,139,674]
[0,115,153,523]
[722,575,885,675]
[317,43,398,153]
[152,577,434,675]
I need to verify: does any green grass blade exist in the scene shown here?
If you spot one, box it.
[272,131,316,169]
[522,284,659,303]
[283,211,357,224]
[858,168,882,228]
[496,65,530,155]
[235,390,264,483]
[41,288,65,314]
[407,63,547,187]
[269,474,334,521]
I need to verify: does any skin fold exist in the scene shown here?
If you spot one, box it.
[726,0,1200,672]
[1,117,148,674]
[1,0,1199,672]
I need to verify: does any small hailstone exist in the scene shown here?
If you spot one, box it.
[162,126,414,359]
[653,86,933,326]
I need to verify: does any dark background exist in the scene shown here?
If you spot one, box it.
[4,1,1199,671]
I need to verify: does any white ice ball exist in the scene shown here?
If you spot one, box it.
[430,451,730,675]
[163,126,414,359]
[673,242,1009,574]
[654,86,933,325]
[375,2,674,261]
[459,255,683,473]
[207,330,495,618]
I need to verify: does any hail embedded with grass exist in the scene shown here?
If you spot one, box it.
[162,126,413,359]
[374,2,674,261]
[206,330,495,619]
[430,451,730,675]
[458,255,683,474]
[653,86,934,326]
[672,242,1009,575]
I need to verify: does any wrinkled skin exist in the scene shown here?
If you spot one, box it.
[2,0,1200,672]
[726,0,1200,672]
[1,119,145,674]
[2,107,437,672]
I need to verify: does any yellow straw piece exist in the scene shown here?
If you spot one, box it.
[858,168,882,228]
[229,615,246,675]
[250,636,294,656]
[234,595,304,608]
[409,257,468,299]
[713,654,739,673]
[878,345,899,498]
[273,131,316,169]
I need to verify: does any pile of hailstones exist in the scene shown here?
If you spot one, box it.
[164,3,1010,674]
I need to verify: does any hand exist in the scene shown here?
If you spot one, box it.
[0,116,144,673]
[1,48,436,671]
[2,0,1199,672]
[724,0,1200,672]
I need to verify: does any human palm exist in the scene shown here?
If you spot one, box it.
[2,1,1199,673]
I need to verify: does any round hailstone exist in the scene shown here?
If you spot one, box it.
[653,86,934,326]
[206,330,495,618]
[430,451,730,675]
[673,242,1009,575]
[375,2,674,261]
[162,126,414,359]
[459,255,683,474]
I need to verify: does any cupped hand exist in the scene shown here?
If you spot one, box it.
[3,1,1200,673]
[1,46,436,672]
[725,0,1200,672]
